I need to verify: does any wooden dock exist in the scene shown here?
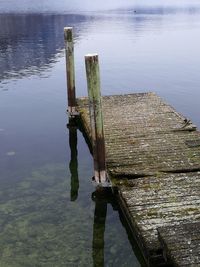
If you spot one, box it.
[158,222,200,267]
[77,92,200,267]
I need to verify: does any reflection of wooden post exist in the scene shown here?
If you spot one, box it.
[64,27,77,117]
[92,191,107,267]
[68,119,79,201]
[85,54,107,184]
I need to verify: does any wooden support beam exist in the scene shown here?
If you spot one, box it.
[85,54,108,185]
[64,27,77,117]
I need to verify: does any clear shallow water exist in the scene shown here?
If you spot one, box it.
[0,1,200,266]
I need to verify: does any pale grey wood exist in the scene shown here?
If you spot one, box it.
[64,27,77,116]
[85,54,107,184]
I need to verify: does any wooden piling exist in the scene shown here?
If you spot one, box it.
[85,54,107,184]
[64,27,77,117]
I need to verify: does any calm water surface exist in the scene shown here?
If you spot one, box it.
[0,1,200,266]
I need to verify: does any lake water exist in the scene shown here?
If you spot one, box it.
[0,1,200,266]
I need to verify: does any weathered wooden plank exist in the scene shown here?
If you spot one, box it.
[118,172,200,259]
[77,93,200,178]
[77,93,200,266]
[158,222,200,267]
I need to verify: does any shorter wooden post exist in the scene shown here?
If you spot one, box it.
[64,27,77,117]
[85,54,107,184]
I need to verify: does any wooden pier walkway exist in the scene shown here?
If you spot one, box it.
[77,92,200,267]
[158,222,200,267]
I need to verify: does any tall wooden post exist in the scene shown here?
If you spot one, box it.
[85,54,107,184]
[64,27,77,117]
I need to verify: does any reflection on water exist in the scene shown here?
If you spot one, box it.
[1,5,200,90]
[0,14,89,82]
[0,134,143,266]
[91,188,145,267]
[92,190,108,267]
[68,119,79,201]
[0,1,200,266]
